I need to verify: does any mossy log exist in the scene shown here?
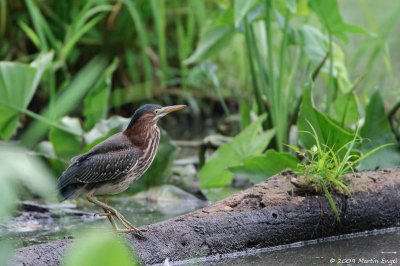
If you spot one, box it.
[12,168,400,265]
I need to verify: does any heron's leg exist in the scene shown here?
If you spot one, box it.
[87,194,119,229]
[88,194,134,231]
[86,193,141,232]
[100,196,118,230]
[99,198,139,232]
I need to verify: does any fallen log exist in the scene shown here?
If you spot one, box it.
[13,168,400,265]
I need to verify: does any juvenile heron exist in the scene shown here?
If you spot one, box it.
[56,104,186,232]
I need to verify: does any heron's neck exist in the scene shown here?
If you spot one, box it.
[124,123,159,147]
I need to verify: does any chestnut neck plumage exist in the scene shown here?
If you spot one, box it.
[123,114,160,148]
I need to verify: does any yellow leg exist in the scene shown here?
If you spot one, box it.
[87,193,143,233]
[101,196,118,230]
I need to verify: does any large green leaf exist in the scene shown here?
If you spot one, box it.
[0,143,55,218]
[83,58,118,130]
[199,115,275,190]
[228,150,299,183]
[21,55,109,145]
[332,91,360,127]
[184,9,235,65]
[358,91,400,170]
[83,116,130,149]
[298,84,354,157]
[234,0,260,28]
[299,25,351,93]
[0,52,53,139]
[63,229,139,266]
[308,0,368,43]
[49,117,83,159]
[200,187,242,203]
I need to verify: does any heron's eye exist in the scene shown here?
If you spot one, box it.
[154,109,160,115]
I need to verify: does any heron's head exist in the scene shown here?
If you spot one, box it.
[127,104,186,129]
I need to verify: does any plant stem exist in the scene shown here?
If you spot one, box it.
[265,0,275,99]
[265,0,284,150]
[244,18,264,115]
[278,10,290,99]
[325,32,334,113]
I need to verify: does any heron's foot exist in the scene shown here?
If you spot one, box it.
[115,227,140,233]
[116,228,146,238]
[101,210,144,234]
[86,194,144,234]
[97,212,112,217]
[120,226,147,232]
[101,205,141,231]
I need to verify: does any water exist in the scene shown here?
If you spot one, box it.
[176,228,400,266]
[0,197,207,247]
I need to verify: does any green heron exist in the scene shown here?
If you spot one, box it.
[57,104,186,232]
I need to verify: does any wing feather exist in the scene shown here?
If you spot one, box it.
[57,132,140,190]
[57,149,138,190]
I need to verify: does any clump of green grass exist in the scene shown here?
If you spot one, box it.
[290,122,391,221]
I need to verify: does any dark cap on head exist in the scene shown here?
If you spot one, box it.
[127,104,162,128]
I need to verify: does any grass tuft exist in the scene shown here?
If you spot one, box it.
[290,121,392,221]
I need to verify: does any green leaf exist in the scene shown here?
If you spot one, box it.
[0,52,53,139]
[133,185,202,203]
[25,0,52,51]
[0,174,17,218]
[298,83,354,157]
[18,20,41,49]
[228,150,299,183]
[200,187,242,203]
[332,91,360,127]
[61,5,112,60]
[83,58,118,130]
[49,117,83,159]
[0,143,55,218]
[358,91,400,170]
[83,115,130,148]
[308,0,368,43]
[299,25,352,93]
[35,141,66,176]
[0,241,13,266]
[274,0,298,14]
[184,9,235,65]
[63,229,139,266]
[239,99,251,130]
[199,115,275,190]
[234,0,259,28]
[21,55,109,146]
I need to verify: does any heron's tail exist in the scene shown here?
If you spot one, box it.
[58,183,82,201]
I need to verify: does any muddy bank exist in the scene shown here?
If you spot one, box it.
[13,168,400,265]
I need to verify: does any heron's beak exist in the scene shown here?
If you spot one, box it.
[158,105,186,117]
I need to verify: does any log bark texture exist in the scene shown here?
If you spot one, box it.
[13,168,400,265]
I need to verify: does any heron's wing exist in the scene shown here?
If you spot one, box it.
[57,149,138,189]
[71,132,133,164]
[57,132,139,189]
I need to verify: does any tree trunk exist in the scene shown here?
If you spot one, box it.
[12,169,400,265]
